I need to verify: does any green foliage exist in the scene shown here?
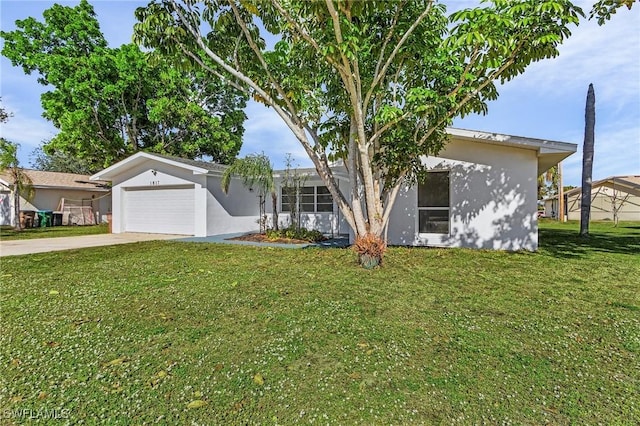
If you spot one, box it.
[537,165,559,200]
[221,153,275,196]
[1,0,247,172]
[30,144,92,175]
[133,0,586,246]
[0,98,11,123]
[590,0,638,25]
[265,226,325,242]
[221,153,277,232]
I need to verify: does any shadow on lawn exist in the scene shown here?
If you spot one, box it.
[539,228,640,258]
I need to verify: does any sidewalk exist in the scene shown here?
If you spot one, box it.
[0,233,181,257]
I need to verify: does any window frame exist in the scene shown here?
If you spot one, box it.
[417,170,451,235]
[280,185,334,213]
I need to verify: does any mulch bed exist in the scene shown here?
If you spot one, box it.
[226,233,312,245]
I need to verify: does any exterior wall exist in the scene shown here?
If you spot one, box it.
[0,188,11,226]
[566,187,640,221]
[19,189,111,221]
[110,161,207,235]
[270,178,350,236]
[387,138,539,250]
[206,176,261,235]
[544,198,557,218]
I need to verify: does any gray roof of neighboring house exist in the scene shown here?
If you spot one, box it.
[544,175,640,200]
[0,169,110,191]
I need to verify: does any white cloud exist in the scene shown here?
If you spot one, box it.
[0,96,58,167]
[501,5,640,109]
[561,118,640,186]
[240,100,313,169]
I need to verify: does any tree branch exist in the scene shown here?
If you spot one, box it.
[364,1,434,111]
[269,0,348,80]
[418,44,523,146]
[226,0,300,123]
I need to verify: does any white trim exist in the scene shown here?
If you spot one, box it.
[416,170,451,237]
[446,127,576,153]
[90,152,226,181]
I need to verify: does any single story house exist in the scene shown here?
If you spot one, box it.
[90,128,577,250]
[0,169,111,227]
[544,175,640,221]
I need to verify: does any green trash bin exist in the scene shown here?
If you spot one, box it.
[37,210,53,227]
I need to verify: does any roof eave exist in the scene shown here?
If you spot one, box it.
[91,152,212,181]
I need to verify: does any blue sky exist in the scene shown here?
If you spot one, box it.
[1,0,638,186]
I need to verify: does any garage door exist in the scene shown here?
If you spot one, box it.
[123,185,195,235]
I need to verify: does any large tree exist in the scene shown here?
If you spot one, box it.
[1,0,247,172]
[134,0,582,263]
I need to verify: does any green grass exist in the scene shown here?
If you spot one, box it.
[1,221,638,424]
[0,223,108,240]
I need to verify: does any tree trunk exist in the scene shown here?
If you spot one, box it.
[271,192,278,231]
[580,84,595,237]
[13,184,22,231]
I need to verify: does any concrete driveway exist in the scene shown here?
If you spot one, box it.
[0,233,182,257]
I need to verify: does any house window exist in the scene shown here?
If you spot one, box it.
[418,171,450,234]
[281,186,333,213]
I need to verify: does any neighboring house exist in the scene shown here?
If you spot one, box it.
[544,175,640,222]
[0,169,111,227]
[91,127,577,250]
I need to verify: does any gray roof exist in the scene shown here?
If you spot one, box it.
[149,153,228,173]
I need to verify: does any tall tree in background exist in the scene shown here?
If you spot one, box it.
[580,83,595,237]
[1,0,247,173]
[538,165,559,200]
[134,0,583,265]
[30,144,93,175]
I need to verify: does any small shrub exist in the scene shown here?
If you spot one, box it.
[353,233,386,268]
[265,226,326,243]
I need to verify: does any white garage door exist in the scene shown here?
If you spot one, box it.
[123,185,195,235]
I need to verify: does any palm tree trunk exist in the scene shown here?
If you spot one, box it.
[580,84,595,237]
[13,184,22,231]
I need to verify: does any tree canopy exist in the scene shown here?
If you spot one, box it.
[134,0,584,258]
[1,0,248,173]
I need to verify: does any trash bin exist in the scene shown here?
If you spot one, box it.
[37,210,53,227]
[52,212,63,227]
[106,213,112,233]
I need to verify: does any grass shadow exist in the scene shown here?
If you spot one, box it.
[539,226,640,258]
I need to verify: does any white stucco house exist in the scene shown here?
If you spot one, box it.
[90,128,577,251]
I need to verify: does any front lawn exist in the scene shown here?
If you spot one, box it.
[0,223,108,241]
[1,221,638,424]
